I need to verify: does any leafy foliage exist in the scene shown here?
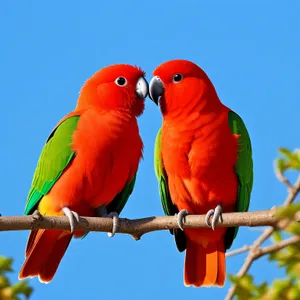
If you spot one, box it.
[0,256,33,300]
[229,204,300,300]
[275,148,300,173]
[229,148,300,299]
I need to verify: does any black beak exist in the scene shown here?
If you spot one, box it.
[149,76,164,105]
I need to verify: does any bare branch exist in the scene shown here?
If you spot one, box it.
[226,245,251,258]
[0,209,288,240]
[226,235,300,259]
[275,167,294,191]
[254,236,300,259]
[225,175,300,300]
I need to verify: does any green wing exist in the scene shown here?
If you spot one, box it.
[225,110,254,249]
[106,173,137,215]
[24,116,80,215]
[154,128,178,216]
[80,172,138,240]
[154,128,186,252]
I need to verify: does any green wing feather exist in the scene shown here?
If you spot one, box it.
[154,128,186,252]
[225,110,254,249]
[154,113,253,251]
[154,128,178,216]
[81,173,138,240]
[106,173,137,215]
[24,116,80,215]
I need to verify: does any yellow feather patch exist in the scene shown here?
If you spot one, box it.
[38,195,62,216]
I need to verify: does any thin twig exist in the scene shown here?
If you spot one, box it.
[275,168,294,191]
[226,245,251,258]
[226,235,300,259]
[254,236,300,259]
[225,175,300,300]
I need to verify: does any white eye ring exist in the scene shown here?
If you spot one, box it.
[115,77,127,86]
[173,73,183,83]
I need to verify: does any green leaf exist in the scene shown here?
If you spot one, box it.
[286,286,300,300]
[0,255,34,299]
[278,148,300,170]
[295,279,300,290]
[0,275,10,289]
[286,243,300,254]
[294,149,300,162]
[279,148,295,160]
[286,261,300,278]
[272,230,283,243]
[253,281,268,297]
[268,249,288,262]
[228,274,256,299]
[11,281,33,299]
[0,257,13,273]
[285,222,300,236]
[228,274,238,284]
[276,203,300,220]
[275,157,289,173]
[272,278,291,296]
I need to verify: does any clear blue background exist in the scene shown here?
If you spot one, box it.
[1,1,299,299]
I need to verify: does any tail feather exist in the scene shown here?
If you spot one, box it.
[202,243,218,286]
[19,229,72,282]
[39,233,72,283]
[25,230,38,257]
[215,242,226,286]
[184,239,226,287]
[184,240,205,286]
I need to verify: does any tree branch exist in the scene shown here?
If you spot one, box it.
[226,245,251,258]
[275,166,294,191]
[0,208,290,240]
[225,175,300,300]
[226,236,300,259]
[254,235,300,259]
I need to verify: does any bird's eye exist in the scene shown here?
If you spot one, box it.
[173,74,183,83]
[115,77,127,86]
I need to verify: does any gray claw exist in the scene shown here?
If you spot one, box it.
[95,205,119,237]
[177,209,189,231]
[205,205,223,231]
[62,207,80,233]
[33,210,41,217]
[107,212,119,238]
[205,209,215,227]
[32,210,43,220]
[211,205,223,230]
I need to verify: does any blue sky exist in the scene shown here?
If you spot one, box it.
[1,1,299,299]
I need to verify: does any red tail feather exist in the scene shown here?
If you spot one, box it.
[184,239,226,287]
[19,229,72,283]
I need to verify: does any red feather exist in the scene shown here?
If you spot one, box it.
[19,64,145,282]
[154,59,239,287]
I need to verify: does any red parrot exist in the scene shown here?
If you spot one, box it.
[150,59,253,287]
[19,64,149,283]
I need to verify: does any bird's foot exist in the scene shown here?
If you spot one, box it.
[95,205,119,238]
[205,204,223,231]
[62,207,80,233]
[31,210,43,222]
[106,212,119,238]
[176,209,189,231]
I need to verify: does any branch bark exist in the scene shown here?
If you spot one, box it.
[225,175,300,300]
[226,245,251,258]
[0,208,287,240]
[254,236,300,259]
[226,236,300,259]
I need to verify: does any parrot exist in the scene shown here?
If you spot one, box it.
[149,59,253,287]
[18,64,149,283]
